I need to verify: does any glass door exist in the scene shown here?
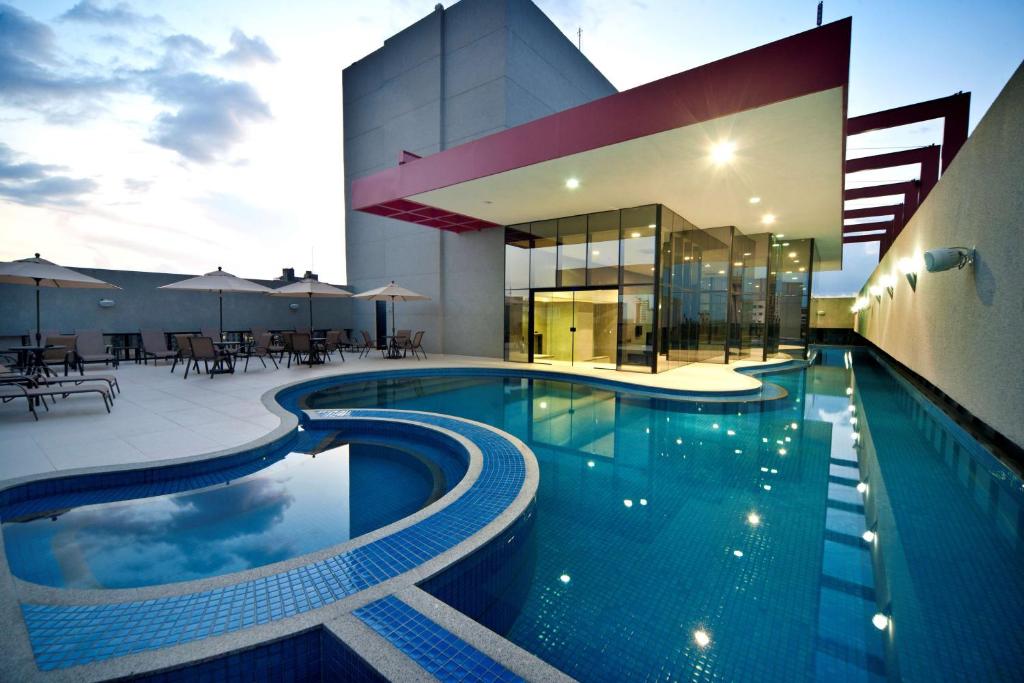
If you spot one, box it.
[531,289,617,369]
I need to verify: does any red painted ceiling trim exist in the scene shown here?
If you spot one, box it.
[351,18,851,213]
[843,219,892,233]
[844,181,918,201]
[843,205,901,220]
[843,232,889,244]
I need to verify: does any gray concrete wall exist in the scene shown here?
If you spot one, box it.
[853,62,1024,448]
[810,296,854,329]
[0,268,353,344]
[343,0,615,357]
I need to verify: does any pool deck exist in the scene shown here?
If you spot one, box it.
[0,352,789,485]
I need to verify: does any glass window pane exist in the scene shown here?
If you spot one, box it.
[557,215,587,287]
[504,289,529,362]
[588,210,619,286]
[530,220,557,288]
[618,285,654,371]
[504,224,531,290]
[621,205,657,285]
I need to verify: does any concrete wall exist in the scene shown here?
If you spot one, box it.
[0,268,353,344]
[853,62,1024,448]
[810,296,854,329]
[342,0,615,357]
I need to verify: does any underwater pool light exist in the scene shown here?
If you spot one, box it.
[693,629,711,648]
[872,613,890,630]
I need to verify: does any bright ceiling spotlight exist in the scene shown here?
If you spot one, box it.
[749,196,761,204]
[565,177,580,189]
[709,140,736,165]
[762,214,777,225]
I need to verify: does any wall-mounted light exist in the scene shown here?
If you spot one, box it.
[288,303,299,311]
[850,296,869,313]
[897,256,920,291]
[879,273,897,299]
[869,284,883,302]
[98,298,115,308]
[924,246,974,272]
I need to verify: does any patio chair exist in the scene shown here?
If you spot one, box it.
[1,363,119,399]
[288,332,313,368]
[184,336,233,379]
[0,377,112,420]
[170,334,194,374]
[26,329,58,345]
[139,330,177,366]
[337,330,356,352]
[72,330,119,373]
[240,333,279,372]
[41,334,77,375]
[405,330,427,360]
[359,330,384,359]
[323,330,345,363]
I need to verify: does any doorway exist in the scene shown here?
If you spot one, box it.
[531,288,618,370]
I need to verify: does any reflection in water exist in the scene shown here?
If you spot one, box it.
[4,442,436,589]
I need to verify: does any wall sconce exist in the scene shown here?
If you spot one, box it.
[98,298,115,308]
[869,284,883,303]
[850,296,869,314]
[288,303,299,311]
[924,246,975,273]
[897,256,919,291]
[879,274,897,299]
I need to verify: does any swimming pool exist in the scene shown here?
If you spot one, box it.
[300,349,1024,681]
[3,436,447,588]
[5,348,1022,680]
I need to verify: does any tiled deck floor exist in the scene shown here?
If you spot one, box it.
[0,352,785,484]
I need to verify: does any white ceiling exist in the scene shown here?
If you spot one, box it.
[411,87,846,269]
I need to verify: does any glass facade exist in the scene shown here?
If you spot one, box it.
[503,204,813,372]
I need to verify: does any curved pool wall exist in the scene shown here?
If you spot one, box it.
[0,360,815,679]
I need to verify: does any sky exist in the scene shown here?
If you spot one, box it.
[0,1,1021,295]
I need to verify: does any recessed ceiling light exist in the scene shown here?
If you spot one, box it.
[733,262,742,267]
[631,231,641,238]
[761,214,776,225]
[776,233,785,238]
[788,252,797,258]
[592,250,600,256]
[749,196,761,204]
[717,270,725,275]
[709,140,736,165]
[565,178,580,189]
[648,223,656,229]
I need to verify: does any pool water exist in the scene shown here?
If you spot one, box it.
[3,439,440,589]
[303,351,1024,682]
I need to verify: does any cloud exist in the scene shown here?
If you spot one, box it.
[145,72,271,163]
[220,29,277,66]
[162,33,213,59]
[58,1,165,28]
[123,177,152,192]
[0,3,126,120]
[0,144,97,206]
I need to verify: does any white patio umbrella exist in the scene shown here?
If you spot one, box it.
[353,281,430,338]
[0,253,120,345]
[269,278,352,332]
[159,267,273,338]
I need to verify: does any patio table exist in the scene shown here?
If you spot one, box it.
[6,345,65,377]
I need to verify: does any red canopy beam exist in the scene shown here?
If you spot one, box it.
[843,204,901,220]
[847,92,970,172]
[843,219,893,234]
[845,145,940,201]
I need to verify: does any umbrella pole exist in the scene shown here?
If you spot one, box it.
[218,291,224,340]
[391,297,396,338]
[308,293,314,333]
[34,279,41,345]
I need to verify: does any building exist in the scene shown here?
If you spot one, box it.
[342,0,615,357]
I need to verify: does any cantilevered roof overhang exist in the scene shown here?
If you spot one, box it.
[351,18,851,268]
